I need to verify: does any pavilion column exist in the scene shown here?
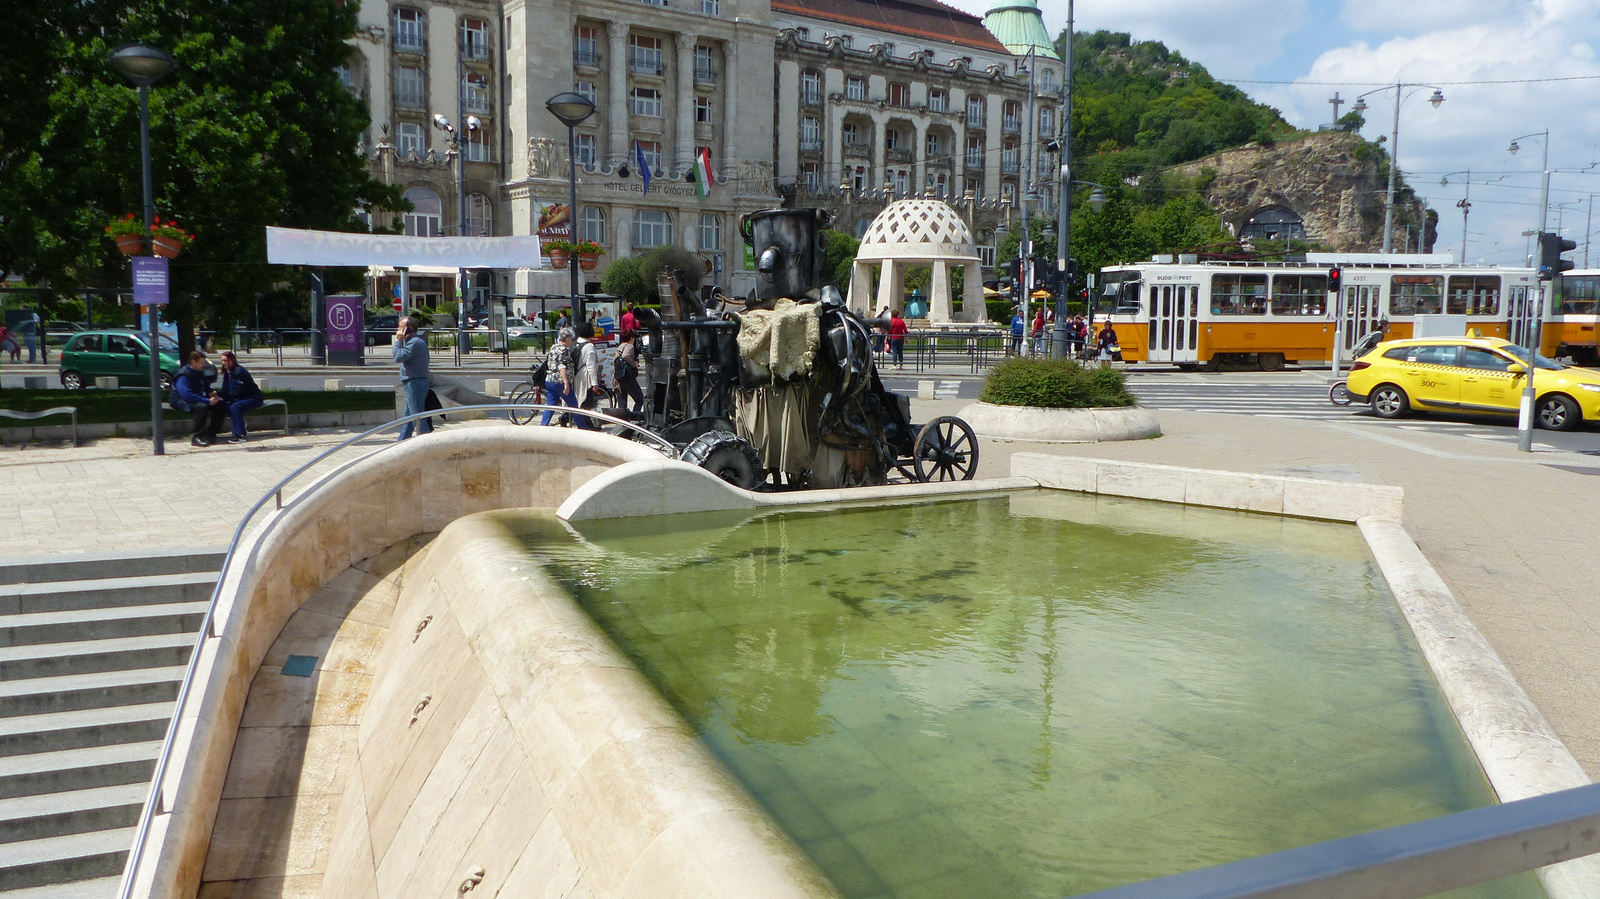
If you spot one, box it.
[963,262,984,322]
[875,260,897,314]
[930,260,951,323]
[849,261,874,313]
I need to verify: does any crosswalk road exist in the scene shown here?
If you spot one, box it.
[935,380,962,400]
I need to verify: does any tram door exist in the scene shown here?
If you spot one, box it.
[1507,283,1535,347]
[1342,285,1384,353]
[1148,284,1198,364]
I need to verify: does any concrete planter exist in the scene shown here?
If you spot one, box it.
[0,408,395,445]
[957,401,1160,443]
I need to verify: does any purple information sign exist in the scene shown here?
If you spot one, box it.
[132,257,169,306]
[325,294,364,353]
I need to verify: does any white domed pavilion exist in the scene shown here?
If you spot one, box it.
[848,199,985,324]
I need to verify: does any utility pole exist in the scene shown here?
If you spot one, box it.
[1051,0,1074,358]
[1018,47,1035,356]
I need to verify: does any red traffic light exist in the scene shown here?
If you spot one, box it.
[1327,268,1342,293]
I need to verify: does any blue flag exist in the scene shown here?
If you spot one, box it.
[635,141,652,196]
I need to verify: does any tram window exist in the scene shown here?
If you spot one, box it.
[1389,275,1443,316]
[1446,275,1500,315]
[1561,275,1600,314]
[1211,274,1268,315]
[1270,274,1328,316]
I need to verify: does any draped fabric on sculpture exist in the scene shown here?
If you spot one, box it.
[732,299,824,474]
[735,299,821,385]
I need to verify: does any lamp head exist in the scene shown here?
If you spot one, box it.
[545,91,597,128]
[1043,139,1061,154]
[106,43,175,87]
[1428,89,1444,108]
[433,114,454,132]
[1088,188,1107,213]
[1508,140,1520,155]
[465,115,481,131]
[1351,98,1368,115]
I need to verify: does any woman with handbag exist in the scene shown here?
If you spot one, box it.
[613,331,645,413]
[1097,322,1120,362]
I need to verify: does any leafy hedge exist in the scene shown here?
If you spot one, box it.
[979,358,1137,409]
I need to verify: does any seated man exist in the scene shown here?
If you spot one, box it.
[169,351,226,447]
[218,350,263,443]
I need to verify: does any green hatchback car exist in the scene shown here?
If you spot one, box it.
[58,330,182,390]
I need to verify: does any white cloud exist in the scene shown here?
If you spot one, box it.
[1339,0,1510,35]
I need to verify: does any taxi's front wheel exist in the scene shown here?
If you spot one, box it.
[1536,394,1581,431]
[1370,384,1410,420]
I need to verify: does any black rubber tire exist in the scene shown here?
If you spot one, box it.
[1258,352,1286,372]
[913,416,979,482]
[1197,357,1221,373]
[679,431,763,490]
[158,371,173,391]
[508,384,543,425]
[61,370,84,390]
[1370,384,1409,420]
[1536,393,1581,431]
[1329,381,1352,406]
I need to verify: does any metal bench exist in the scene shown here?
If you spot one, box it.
[0,406,79,445]
[254,398,289,433]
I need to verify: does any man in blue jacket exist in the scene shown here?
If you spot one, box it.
[169,351,226,447]
[218,350,264,444]
[393,316,431,440]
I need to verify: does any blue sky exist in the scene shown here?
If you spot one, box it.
[946,0,1600,267]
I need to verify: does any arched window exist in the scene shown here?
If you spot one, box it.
[634,209,673,249]
[403,187,442,237]
[1240,206,1306,243]
[699,214,721,252]
[581,206,606,244]
[466,194,492,237]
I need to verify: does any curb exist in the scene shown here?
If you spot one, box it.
[958,401,1161,443]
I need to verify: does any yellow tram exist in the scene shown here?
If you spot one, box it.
[1095,257,1540,370]
[1551,271,1600,365]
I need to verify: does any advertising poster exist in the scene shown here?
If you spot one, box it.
[535,202,572,254]
[324,294,365,365]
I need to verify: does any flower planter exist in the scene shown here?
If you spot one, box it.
[577,252,599,271]
[548,249,571,268]
[151,236,185,258]
[113,235,146,256]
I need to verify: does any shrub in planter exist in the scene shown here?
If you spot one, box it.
[979,357,1136,409]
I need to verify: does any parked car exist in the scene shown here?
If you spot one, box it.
[42,321,86,345]
[1346,335,1600,431]
[58,329,183,390]
[364,314,400,347]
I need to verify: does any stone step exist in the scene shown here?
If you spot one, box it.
[0,667,185,719]
[0,633,195,682]
[0,547,224,586]
[0,572,218,616]
[0,741,160,800]
[0,827,134,892]
[1,874,120,899]
[0,784,148,844]
[0,601,208,648]
[0,702,175,758]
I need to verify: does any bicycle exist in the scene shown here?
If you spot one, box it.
[1329,380,1353,406]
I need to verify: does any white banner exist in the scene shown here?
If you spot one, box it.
[265,227,545,269]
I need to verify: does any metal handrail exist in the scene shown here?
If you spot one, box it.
[116,404,674,899]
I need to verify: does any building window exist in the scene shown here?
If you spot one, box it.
[846,77,865,101]
[893,169,908,196]
[634,209,673,248]
[581,206,606,244]
[464,127,489,162]
[885,128,900,150]
[396,123,425,157]
[463,72,490,112]
[394,67,425,109]
[977,245,995,267]
[966,96,985,127]
[800,117,820,151]
[699,213,721,251]
[701,0,720,13]
[335,64,356,90]
[851,165,867,192]
[1040,107,1054,135]
[838,34,854,48]
[925,132,941,157]
[1001,142,1018,172]
[928,89,946,113]
[637,140,663,173]
[965,136,982,168]
[695,96,713,123]
[795,27,810,41]
[694,46,715,83]
[574,26,600,66]
[403,186,443,236]
[576,133,597,167]
[630,87,662,117]
[466,194,492,236]
[926,172,948,198]
[1002,101,1020,133]
[460,18,489,59]
[880,41,895,56]
[393,8,425,52]
[575,80,597,104]
[1039,68,1057,93]
[800,71,822,106]
[1001,182,1015,204]
[629,36,663,75]
[888,83,909,106]
[842,123,859,146]
[802,162,820,192]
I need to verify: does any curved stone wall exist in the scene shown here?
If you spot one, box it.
[958,401,1161,443]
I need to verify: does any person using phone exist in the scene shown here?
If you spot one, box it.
[393,316,432,440]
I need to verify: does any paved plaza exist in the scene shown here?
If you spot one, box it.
[3,401,1598,783]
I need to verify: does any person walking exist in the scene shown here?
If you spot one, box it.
[572,322,602,430]
[613,330,645,413]
[620,304,637,342]
[888,308,909,369]
[1067,315,1086,358]
[0,324,16,363]
[393,316,432,440]
[539,328,577,426]
[169,351,226,447]
[218,350,264,443]
[1009,308,1024,356]
[22,314,40,364]
[1031,307,1047,354]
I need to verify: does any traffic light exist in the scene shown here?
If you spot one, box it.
[1538,232,1577,281]
[1327,267,1342,293]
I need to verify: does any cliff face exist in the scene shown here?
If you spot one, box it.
[1170,131,1430,253]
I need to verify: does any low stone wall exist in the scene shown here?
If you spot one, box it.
[957,401,1161,443]
[0,409,394,444]
[128,427,665,899]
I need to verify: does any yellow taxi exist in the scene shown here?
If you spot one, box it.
[1345,335,1600,430]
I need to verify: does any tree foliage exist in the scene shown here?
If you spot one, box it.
[0,0,404,348]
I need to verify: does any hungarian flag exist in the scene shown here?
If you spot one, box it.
[692,147,715,199]
[635,142,652,196]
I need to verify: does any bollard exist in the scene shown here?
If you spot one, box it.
[95,376,120,390]
[254,376,269,392]
[22,376,47,390]
[323,379,344,391]
[483,378,504,397]
[917,380,935,400]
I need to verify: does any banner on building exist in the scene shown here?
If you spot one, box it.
[265,227,545,269]
[534,203,572,252]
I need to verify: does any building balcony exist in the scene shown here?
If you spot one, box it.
[630,57,664,76]
[799,137,822,152]
[1002,118,1021,134]
[461,41,490,61]
[694,65,715,84]
[575,48,601,68]
[842,142,869,159]
[886,148,912,164]
[800,89,822,107]
[463,93,492,114]
[1001,158,1019,173]
[393,35,426,54]
[395,91,426,111]
[966,114,985,129]
[964,155,983,170]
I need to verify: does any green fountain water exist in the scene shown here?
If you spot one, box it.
[511,493,1543,899]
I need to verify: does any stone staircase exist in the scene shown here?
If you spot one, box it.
[0,548,223,898]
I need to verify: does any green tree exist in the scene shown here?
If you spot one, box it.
[820,228,860,289]
[601,256,652,307]
[2,0,404,351]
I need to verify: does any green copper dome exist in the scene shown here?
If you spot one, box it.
[982,0,1060,60]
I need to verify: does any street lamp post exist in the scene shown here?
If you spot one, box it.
[1508,130,1551,453]
[1439,170,1472,262]
[1351,84,1444,254]
[545,93,597,319]
[107,42,176,457]
[1050,0,1075,358]
[432,110,480,354]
